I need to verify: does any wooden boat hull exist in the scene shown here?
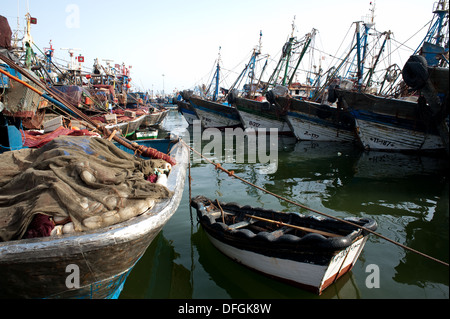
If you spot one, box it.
[205,232,368,294]
[191,196,377,295]
[105,114,147,137]
[135,129,158,140]
[335,89,446,152]
[0,138,188,299]
[189,96,242,129]
[234,97,293,134]
[143,110,169,127]
[176,100,199,125]
[352,110,445,151]
[277,96,356,142]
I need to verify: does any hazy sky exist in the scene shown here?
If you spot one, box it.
[2,0,437,95]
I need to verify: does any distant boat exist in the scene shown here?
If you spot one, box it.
[189,95,242,129]
[233,96,293,134]
[188,49,243,129]
[176,92,199,125]
[142,108,169,127]
[0,136,188,298]
[191,195,377,295]
[104,113,147,137]
[230,28,311,135]
[135,128,158,140]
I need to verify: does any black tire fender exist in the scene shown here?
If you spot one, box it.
[402,55,429,90]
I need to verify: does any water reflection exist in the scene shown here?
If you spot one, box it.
[120,231,193,299]
[121,110,448,299]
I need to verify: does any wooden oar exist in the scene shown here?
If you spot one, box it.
[243,214,341,238]
[206,200,341,237]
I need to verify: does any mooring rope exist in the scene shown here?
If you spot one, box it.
[180,138,449,267]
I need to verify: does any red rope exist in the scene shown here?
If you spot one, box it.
[133,143,177,166]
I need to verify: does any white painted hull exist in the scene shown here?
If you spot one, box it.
[181,111,198,125]
[237,109,292,133]
[194,107,241,128]
[286,112,356,142]
[206,233,367,294]
[355,118,444,151]
[177,103,199,125]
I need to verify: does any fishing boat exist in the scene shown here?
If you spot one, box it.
[334,88,447,152]
[191,195,377,295]
[135,127,158,140]
[0,135,188,298]
[332,1,449,153]
[176,94,199,125]
[142,108,169,127]
[189,95,242,129]
[233,96,293,134]
[278,96,357,142]
[227,33,292,133]
[104,112,147,137]
[188,49,243,129]
[232,28,318,136]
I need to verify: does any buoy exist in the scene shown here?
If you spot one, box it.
[156,174,168,187]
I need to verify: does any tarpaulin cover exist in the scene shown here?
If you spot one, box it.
[0,135,172,242]
[0,16,12,49]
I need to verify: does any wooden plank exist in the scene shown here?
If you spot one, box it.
[228,220,251,230]
[244,214,341,237]
[43,115,63,133]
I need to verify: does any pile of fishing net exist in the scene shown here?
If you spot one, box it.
[0,135,173,242]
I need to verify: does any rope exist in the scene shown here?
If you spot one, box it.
[180,138,449,267]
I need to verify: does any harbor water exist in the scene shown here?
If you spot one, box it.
[119,109,449,299]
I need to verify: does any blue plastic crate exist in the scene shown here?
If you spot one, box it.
[0,64,22,89]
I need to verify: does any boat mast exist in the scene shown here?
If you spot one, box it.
[365,30,391,89]
[415,0,449,67]
[264,17,297,93]
[360,1,376,88]
[282,16,296,86]
[288,28,317,86]
[213,47,221,101]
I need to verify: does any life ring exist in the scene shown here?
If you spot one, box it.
[402,55,429,90]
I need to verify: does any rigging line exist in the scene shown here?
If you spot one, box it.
[180,138,449,268]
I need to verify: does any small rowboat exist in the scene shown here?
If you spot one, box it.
[135,128,158,140]
[191,195,377,295]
